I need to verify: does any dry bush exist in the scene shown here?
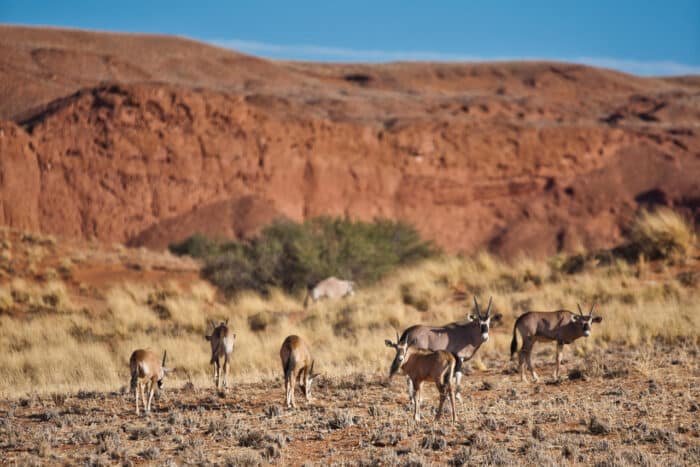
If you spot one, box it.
[629,208,696,262]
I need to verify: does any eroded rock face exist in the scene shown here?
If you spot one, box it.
[1,27,699,256]
[0,121,40,230]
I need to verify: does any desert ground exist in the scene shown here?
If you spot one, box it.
[1,225,699,465]
[1,343,699,466]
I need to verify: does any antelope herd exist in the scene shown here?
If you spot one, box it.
[128,278,604,424]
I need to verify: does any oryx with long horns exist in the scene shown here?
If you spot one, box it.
[511,304,602,382]
[386,296,502,401]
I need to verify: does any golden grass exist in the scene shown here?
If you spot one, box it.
[630,208,697,261]
[0,250,698,397]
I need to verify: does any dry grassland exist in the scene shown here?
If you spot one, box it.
[0,226,699,464]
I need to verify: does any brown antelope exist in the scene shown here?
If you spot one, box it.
[385,336,456,423]
[279,335,319,408]
[204,319,236,390]
[394,296,501,400]
[511,304,603,382]
[304,277,355,308]
[129,349,174,415]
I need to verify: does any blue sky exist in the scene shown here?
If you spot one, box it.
[2,1,699,76]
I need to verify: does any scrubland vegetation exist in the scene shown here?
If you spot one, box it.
[170,217,438,296]
[0,209,697,396]
[0,209,698,464]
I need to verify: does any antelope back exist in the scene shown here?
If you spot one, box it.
[130,349,162,378]
[281,335,311,368]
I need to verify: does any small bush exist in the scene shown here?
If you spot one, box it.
[169,233,221,258]
[629,208,696,262]
[174,217,438,296]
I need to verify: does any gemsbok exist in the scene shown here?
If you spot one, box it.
[280,335,319,408]
[385,336,457,423]
[511,304,603,382]
[391,296,501,400]
[205,319,236,390]
[303,277,355,308]
[129,349,174,415]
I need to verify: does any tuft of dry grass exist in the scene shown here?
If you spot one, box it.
[630,208,696,262]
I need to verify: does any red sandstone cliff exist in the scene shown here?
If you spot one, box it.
[1,26,698,257]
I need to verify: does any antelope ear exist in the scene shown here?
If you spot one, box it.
[592,316,603,323]
[570,315,579,322]
[468,314,476,321]
[385,339,396,348]
[491,313,503,323]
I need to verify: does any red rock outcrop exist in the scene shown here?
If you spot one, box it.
[1,26,698,256]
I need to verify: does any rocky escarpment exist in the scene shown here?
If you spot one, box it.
[1,26,699,256]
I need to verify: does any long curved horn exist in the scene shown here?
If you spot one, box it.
[577,304,584,316]
[473,296,482,319]
[589,303,596,317]
[162,350,167,367]
[395,331,400,344]
[485,296,493,317]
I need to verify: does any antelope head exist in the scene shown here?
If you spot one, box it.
[572,303,603,337]
[385,331,409,377]
[302,360,320,400]
[469,296,502,342]
[158,351,175,389]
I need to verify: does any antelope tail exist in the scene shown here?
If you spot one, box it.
[510,317,521,358]
[284,355,295,382]
[130,369,138,391]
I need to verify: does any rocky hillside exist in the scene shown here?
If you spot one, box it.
[1,25,699,256]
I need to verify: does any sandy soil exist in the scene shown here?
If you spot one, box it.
[1,343,698,465]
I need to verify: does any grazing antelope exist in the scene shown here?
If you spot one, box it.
[280,335,319,408]
[385,336,457,423]
[393,296,501,400]
[129,349,174,415]
[204,319,236,390]
[303,277,355,308]
[511,304,603,382]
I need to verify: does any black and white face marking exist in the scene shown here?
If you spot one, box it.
[571,314,601,337]
[469,314,492,341]
[574,304,602,337]
[471,296,494,342]
[386,339,409,377]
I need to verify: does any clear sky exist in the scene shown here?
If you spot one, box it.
[2,0,699,76]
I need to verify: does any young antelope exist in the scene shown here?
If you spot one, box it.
[511,304,603,382]
[129,349,174,415]
[279,335,318,408]
[386,336,457,423]
[205,319,235,390]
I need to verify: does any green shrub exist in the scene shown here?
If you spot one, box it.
[173,217,439,296]
[169,233,221,258]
